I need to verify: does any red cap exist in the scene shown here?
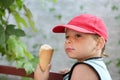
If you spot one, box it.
[52,14,108,41]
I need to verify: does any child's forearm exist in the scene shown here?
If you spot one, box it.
[34,64,50,80]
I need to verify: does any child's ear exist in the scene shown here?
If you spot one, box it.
[96,37,105,50]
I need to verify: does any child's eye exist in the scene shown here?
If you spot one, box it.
[75,34,81,38]
[65,35,69,39]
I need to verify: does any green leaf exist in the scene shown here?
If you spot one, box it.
[24,61,34,75]
[30,57,39,68]
[6,53,13,61]
[14,45,25,58]
[32,44,39,49]
[7,36,25,59]
[9,3,17,10]
[16,59,25,68]
[21,77,32,80]
[115,14,120,20]
[80,5,84,10]
[16,57,38,75]
[0,8,5,16]
[112,5,119,11]
[15,29,26,37]
[0,0,14,8]
[0,10,6,25]
[54,14,62,20]
[23,5,32,18]
[0,45,6,56]
[105,60,112,67]
[118,40,120,45]
[5,24,16,34]
[0,18,7,25]
[17,39,34,59]
[28,19,36,31]
[0,25,6,48]
[116,58,120,67]
[5,24,25,37]
[0,75,8,80]
[16,0,23,10]
[23,5,37,32]
[52,0,57,3]
[12,11,27,28]
[24,51,34,60]
[49,8,55,12]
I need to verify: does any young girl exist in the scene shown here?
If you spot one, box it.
[34,14,112,80]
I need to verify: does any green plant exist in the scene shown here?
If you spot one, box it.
[116,58,120,72]
[0,0,37,75]
[0,75,8,80]
[0,0,58,78]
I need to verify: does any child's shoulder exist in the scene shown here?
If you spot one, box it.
[69,62,99,80]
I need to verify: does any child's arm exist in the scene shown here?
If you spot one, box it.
[70,64,99,80]
[34,64,51,80]
[59,68,70,74]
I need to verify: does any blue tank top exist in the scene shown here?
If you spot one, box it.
[63,57,112,80]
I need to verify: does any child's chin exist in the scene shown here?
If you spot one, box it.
[67,54,76,59]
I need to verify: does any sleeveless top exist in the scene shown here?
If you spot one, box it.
[63,57,112,80]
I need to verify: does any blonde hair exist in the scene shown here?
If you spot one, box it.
[92,34,108,57]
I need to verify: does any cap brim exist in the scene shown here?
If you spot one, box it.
[52,24,95,34]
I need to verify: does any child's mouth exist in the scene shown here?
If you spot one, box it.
[65,48,74,52]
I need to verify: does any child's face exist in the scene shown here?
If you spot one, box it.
[64,29,100,61]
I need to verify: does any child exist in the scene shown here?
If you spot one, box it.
[34,14,112,80]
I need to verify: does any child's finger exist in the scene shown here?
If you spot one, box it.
[42,64,51,80]
[34,65,42,80]
[45,64,51,73]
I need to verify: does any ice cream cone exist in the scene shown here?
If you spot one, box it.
[39,44,54,72]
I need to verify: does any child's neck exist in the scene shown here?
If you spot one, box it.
[77,55,102,62]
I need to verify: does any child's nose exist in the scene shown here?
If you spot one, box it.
[65,38,72,44]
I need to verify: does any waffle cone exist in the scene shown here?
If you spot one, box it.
[39,44,54,71]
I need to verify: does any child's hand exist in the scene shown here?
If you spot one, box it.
[34,64,51,80]
[59,68,70,74]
